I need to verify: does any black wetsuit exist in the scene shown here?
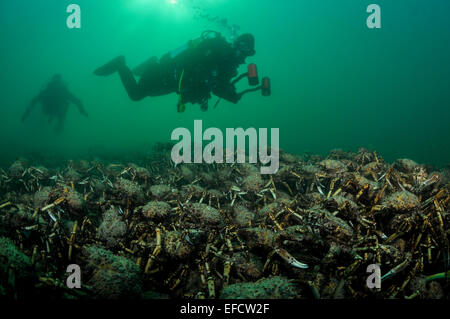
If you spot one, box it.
[123,35,242,106]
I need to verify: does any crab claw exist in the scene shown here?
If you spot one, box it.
[274,247,309,269]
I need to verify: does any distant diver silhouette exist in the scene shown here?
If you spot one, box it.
[22,74,88,133]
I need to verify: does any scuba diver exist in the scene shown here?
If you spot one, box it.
[22,74,88,133]
[94,31,270,112]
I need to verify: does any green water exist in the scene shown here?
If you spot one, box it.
[1,0,449,166]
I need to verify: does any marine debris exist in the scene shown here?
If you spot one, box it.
[0,146,449,299]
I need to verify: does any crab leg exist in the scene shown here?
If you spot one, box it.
[274,247,308,269]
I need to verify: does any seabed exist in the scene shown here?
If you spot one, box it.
[0,144,449,299]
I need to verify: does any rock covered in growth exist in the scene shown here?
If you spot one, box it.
[207,189,225,200]
[328,148,355,160]
[216,166,233,183]
[351,173,380,190]
[274,165,295,180]
[220,276,298,299]
[0,237,32,280]
[83,245,142,299]
[241,173,265,193]
[199,171,215,184]
[355,148,375,163]
[142,201,171,220]
[163,231,194,259]
[187,203,224,227]
[90,178,106,194]
[180,184,205,201]
[65,189,85,212]
[361,161,385,175]
[257,202,279,220]
[238,227,276,250]
[114,178,144,203]
[423,281,445,299]
[231,252,263,279]
[395,159,422,173]
[73,160,90,173]
[321,211,354,240]
[64,168,82,183]
[381,191,420,213]
[180,165,194,181]
[33,186,52,208]
[395,159,429,186]
[280,151,302,164]
[304,207,354,242]
[33,166,51,179]
[238,163,260,176]
[150,184,171,199]
[325,195,358,211]
[301,164,320,176]
[105,164,123,176]
[408,275,445,299]
[232,204,255,227]
[319,159,348,173]
[8,160,26,179]
[256,198,294,220]
[184,229,207,247]
[439,166,450,185]
[323,195,360,222]
[131,164,151,180]
[97,208,127,248]
[1,209,47,230]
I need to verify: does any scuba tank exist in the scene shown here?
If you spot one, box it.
[170,43,189,59]
[247,63,259,86]
[170,30,221,59]
[175,31,222,112]
[261,77,271,96]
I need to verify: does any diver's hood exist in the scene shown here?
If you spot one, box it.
[234,33,255,57]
